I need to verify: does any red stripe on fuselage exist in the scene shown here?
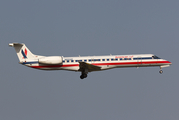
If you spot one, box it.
[30,60,171,69]
[93,60,171,66]
[30,64,79,69]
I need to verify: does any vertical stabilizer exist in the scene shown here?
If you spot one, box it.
[9,43,36,62]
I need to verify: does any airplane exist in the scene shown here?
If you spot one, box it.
[9,43,172,79]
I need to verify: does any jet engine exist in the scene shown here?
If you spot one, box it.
[38,56,63,65]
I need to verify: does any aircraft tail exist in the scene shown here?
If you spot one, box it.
[9,43,36,62]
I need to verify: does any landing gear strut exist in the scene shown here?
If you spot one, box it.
[159,66,163,74]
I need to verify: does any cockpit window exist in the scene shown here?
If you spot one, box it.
[152,55,160,59]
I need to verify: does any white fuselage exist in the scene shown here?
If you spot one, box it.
[9,43,172,79]
[21,54,171,72]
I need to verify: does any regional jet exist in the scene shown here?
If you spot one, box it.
[9,43,172,79]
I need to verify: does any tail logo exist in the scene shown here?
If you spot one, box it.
[21,49,27,59]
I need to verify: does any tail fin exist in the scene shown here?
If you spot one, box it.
[9,43,36,62]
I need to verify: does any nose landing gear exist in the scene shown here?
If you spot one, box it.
[159,66,163,74]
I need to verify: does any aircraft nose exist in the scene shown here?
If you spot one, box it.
[167,60,172,65]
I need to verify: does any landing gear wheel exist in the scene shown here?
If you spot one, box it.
[159,70,163,74]
[80,75,84,79]
[80,74,87,79]
[83,74,87,78]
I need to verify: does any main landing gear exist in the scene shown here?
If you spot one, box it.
[80,73,87,79]
[80,69,88,79]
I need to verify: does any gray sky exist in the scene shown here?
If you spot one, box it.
[1,0,179,120]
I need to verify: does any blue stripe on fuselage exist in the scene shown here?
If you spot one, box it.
[22,61,38,64]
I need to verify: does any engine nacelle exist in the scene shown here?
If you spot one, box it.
[38,56,63,65]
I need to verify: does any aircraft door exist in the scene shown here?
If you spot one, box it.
[91,58,96,64]
[89,58,95,64]
[90,58,98,64]
[137,57,142,66]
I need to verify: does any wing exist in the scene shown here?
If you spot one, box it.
[79,62,101,72]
